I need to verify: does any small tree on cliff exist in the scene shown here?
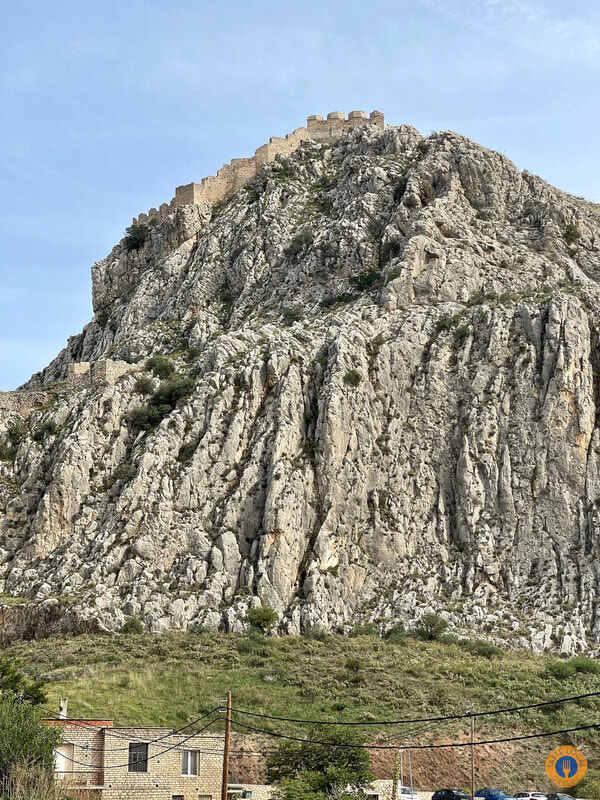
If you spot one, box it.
[246,606,278,634]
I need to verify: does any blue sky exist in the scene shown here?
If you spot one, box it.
[1,0,599,389]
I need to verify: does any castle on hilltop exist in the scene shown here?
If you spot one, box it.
[132,110,384,225]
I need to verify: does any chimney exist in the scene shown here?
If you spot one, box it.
[58,698,68,719]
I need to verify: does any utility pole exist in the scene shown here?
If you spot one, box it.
[391,750,401,800]
[221,691,232,800]
[470,712,475,800]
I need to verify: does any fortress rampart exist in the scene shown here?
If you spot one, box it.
[0,391,53,419]
[132,110,384,224]
[66,360,139,386]
[0,361,139,419]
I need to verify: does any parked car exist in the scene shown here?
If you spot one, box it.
[515,793,547,800]
[433,790,472,800]
[547,794,575,800]
[475,789,516,800]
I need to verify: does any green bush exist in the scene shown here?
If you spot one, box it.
[130,375,195,430]
[285,230,314,260]
[121,617,144,634]
[7,422,27,446]
[349,270,381,291]
[414,613,448,641]
[320,292,355,308]
[367,218,384,240]
[146,355,175,378]
[435,314,456,332]
[564,222,581,245]
[312,195,334,215]
[461,639,501,659]
[384,624,406,643]
[271,162,296,182]
[348,622,377,637]
[454,325,470,345]
[0,657,46,705]
[134,376,154,395]
[304,626,328,641]
[546,660,576,679]
[343,370,362,387]
[123,222,149,251]
[185,346,202,362]
[0,441,15,462]
[282,307,303,324]
[568,656,600,674]
[311,175,337,193]
[111,463,136,485]
[344,656,363,673]
[152,375,195,407]
[32,421,57,442]
[129,405,161,430]
[246,606,278,634]
[178,440,198,464]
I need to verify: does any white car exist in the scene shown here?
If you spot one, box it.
[514,793,547,800]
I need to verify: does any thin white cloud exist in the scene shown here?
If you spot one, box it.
[419,0,600,66]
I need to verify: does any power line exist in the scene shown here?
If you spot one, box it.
[57,714,221,771]
[228,690,600,726]
[42,706,222,752]
[229,716,600,750]
[377,714,461,745]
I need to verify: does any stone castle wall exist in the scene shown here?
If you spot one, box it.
[132,110,384,224]
[0,361,139,419]
[65,360,139,386]
[0,390,52,419]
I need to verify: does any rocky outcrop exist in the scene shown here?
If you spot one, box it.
[2,123,600,652]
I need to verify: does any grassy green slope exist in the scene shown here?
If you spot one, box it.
[10,631,600,741]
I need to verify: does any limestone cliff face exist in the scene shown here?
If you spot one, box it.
[2,124,600,652]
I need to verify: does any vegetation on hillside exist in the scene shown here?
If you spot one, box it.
[267,729,373,800]
[0,694,59,781]
[7,631,600,742]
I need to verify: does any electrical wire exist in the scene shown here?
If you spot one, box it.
[229,716,600,750]
[42,706,222,752]
[56,714,221,772]
[227,690,600,726]
[376,714,462,745]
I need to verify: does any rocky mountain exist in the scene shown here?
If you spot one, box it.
[2,121,600,653]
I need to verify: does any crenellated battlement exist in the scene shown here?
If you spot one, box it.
[131,110,384,224]
[306,110,384,141]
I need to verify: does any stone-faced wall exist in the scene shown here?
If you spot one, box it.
[306,110,384,141]
[102,729,223,800]
[0,360,140,417]
[0,390,52,419]
[91,360,139,385]
[132,110,384,224]
[44,718,113,787]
